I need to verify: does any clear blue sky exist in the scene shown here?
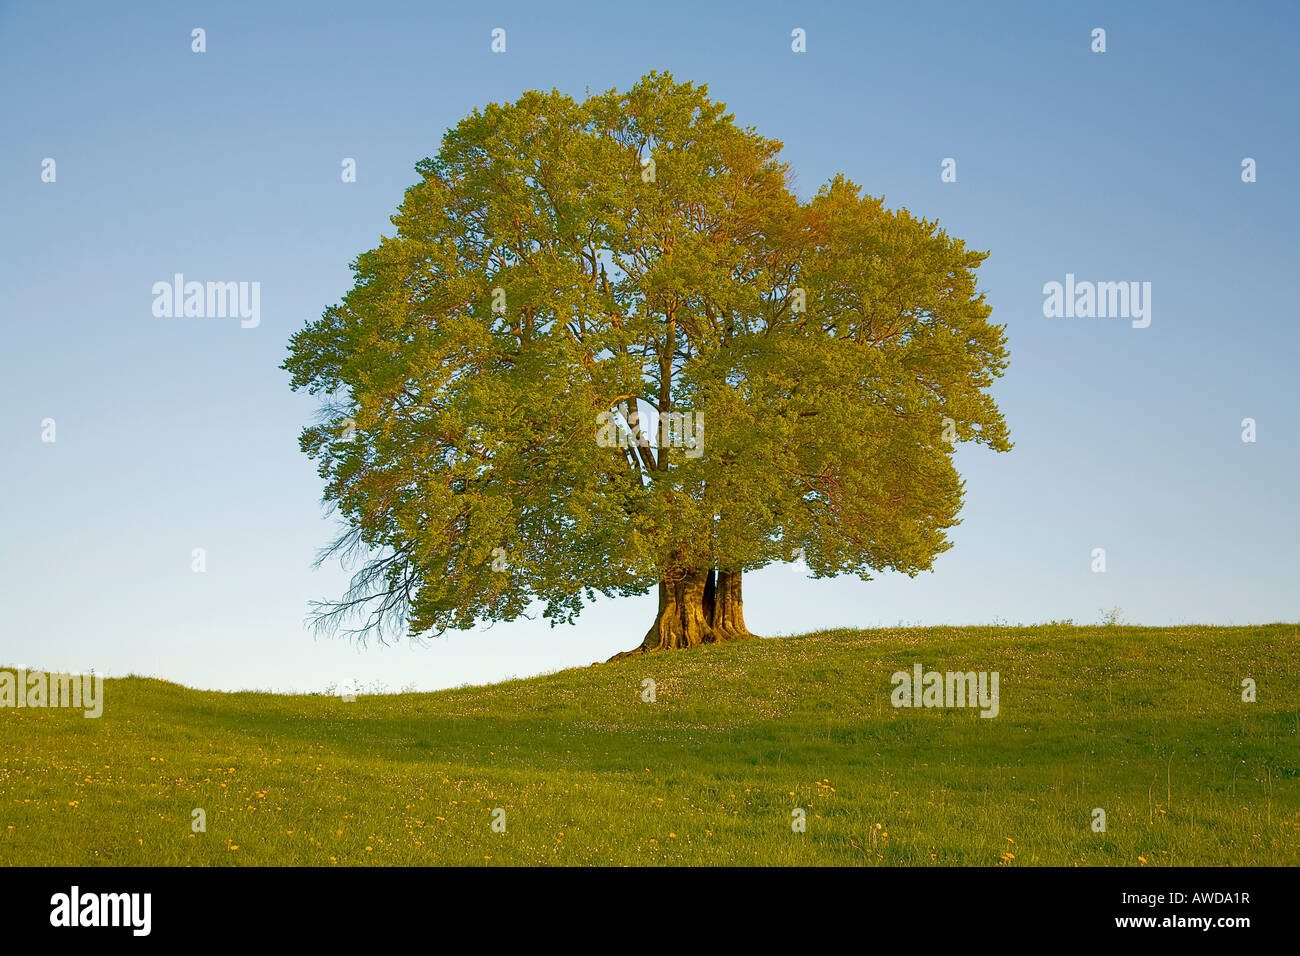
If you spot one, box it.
[2,0,1296,693]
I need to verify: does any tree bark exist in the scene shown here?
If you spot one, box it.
[708,569,751,642]
[608,567,756,660]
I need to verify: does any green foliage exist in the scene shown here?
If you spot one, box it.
[283,72,1011,642]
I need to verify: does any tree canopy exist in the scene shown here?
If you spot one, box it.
[283,71,1011,655]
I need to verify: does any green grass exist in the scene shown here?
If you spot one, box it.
[3,625,1297,866]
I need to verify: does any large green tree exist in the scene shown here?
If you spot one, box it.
[283,72,1011,657]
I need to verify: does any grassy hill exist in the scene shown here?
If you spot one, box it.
[2,624,1297,866]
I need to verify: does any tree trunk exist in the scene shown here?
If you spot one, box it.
[708,569,752,642]
[608,567,756,660]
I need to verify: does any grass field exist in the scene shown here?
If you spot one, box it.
[2,624,1297,866]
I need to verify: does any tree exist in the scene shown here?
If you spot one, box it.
[282,71,1011,658]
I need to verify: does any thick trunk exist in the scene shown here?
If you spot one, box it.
[609,567,757,660]
[637,569,716,652]
[677,568,715,648]
[708,569,751,642]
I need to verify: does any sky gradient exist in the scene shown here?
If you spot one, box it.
[2,0,1297,693]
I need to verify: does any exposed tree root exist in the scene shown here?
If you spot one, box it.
[606,568,758,661]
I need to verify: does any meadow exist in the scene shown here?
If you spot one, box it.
[2,624,1296,866]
